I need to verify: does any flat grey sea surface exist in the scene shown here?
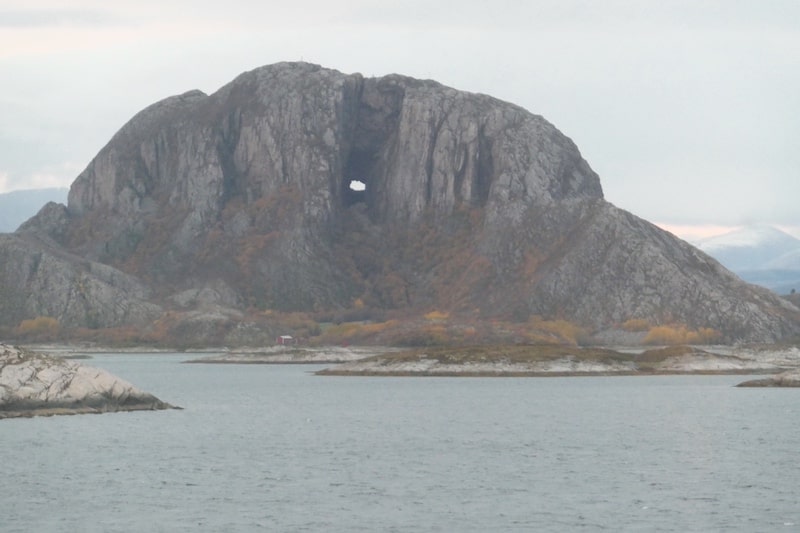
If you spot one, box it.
[2,353,798,532]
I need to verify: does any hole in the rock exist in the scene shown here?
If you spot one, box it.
[343,149,373,207]
[343,179,367,206]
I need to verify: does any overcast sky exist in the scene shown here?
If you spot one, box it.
[2,0,798,238]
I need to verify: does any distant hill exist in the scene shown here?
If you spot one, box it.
[0,188,68,233]
[697,225,800,294]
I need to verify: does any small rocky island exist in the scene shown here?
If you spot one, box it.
[315,344,800,378]
[737,369,800,387]
[0,344,178,419]
[182,342,800,381]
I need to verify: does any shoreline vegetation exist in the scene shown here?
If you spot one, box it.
[4,312,767,356]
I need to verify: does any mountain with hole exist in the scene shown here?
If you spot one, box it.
[3,62,799,345]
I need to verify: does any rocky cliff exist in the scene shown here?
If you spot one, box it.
[0,230,161,329]
[5,62,800,343]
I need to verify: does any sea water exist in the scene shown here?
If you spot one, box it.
[2,353,798,532]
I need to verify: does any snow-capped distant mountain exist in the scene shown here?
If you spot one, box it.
[697,225,800,294]
[0,188,68,233]
[697,225,800,270]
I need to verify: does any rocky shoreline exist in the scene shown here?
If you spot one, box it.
[0,344,179,419]
[13,342,800,393]
[178,343,800,383]
[183,345,400,364]
[315,344,800,380]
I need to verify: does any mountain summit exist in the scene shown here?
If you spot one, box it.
[0,188,68,233]
[698,225,800,271]
[3,62,799,343]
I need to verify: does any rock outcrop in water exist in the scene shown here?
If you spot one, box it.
[4,62,800,343]
[737,369,800,387]
[0,344,178,418]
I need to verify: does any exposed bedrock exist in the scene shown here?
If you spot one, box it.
[0,345,178,418]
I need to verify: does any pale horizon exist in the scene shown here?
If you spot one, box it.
[657,223,800,242]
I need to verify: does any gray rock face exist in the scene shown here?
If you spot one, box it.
[0,345,177,418]
[59,63,602,297]
[514,202,800,342]
[0,233,161,328]
[6,62,800,342]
